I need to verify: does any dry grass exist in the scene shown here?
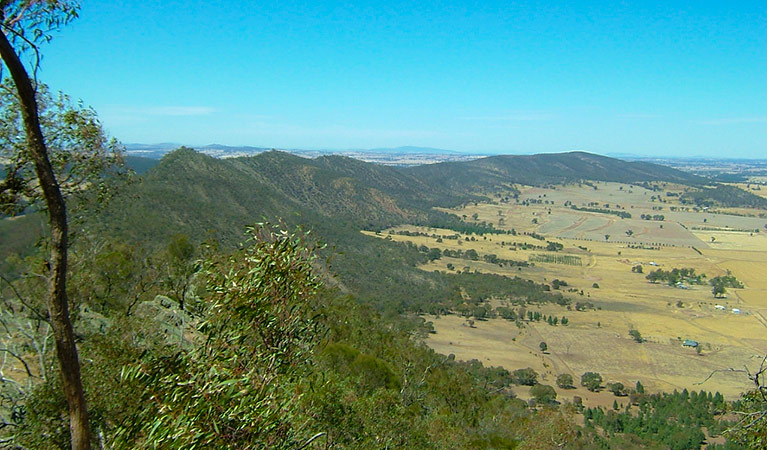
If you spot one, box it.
[368,182,767,406]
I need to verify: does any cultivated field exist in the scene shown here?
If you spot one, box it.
[367,181,767,406]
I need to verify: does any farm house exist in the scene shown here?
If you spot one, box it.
[682,339,699,348]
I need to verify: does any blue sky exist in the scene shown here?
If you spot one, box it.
[36,1,767,157]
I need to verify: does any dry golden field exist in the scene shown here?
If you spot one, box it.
[367,181,767,407]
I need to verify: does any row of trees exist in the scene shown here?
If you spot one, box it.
[711,274,744,298]
[645,267,707,285]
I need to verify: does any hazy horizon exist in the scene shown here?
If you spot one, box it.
[124,142,767,161]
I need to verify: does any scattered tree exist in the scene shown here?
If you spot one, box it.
[511,367,538,386]
[712,284,727,298]
[530,384,557,405]
[608,382,626,396]
[581,372,603,392]
[556,373,574,389]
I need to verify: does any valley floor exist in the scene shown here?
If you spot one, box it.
[367,181,767,407]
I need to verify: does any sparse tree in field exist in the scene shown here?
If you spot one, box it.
[629,329,644,343]
[712,284,727,298]
[539,341,548,353]
[556,373,574,389]
[0,3,102,448]
[604,234,610,241]
[636,380,645,394]
[511,367,538,386]
[581,372,603,392]
[625,229,634,237]
[607,382,625,396]
[530,384,557,405]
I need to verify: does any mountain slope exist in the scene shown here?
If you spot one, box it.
[406,151,705,191]
[93,148,709,312]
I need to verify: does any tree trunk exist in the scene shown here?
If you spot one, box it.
[0,30,91,450]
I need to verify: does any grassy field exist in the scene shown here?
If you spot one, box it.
[367,181,767,407]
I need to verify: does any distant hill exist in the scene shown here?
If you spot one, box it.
[681,184,767,209]
[103,149,475,244]
[97,149,485,309]
[123,143,478,163]
[106,149,708,243]
[125,155,160,174]
[124,143,272,159]
[368,146,464,154]
[406,151,705,191]
[87,148,711,308]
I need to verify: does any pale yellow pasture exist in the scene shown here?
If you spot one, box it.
[692,231,767,251]
[367,183,767,402]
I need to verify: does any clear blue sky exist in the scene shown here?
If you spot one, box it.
[37,1,767,157]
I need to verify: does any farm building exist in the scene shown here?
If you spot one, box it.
[732,308,741,314]
[682,339,699,348]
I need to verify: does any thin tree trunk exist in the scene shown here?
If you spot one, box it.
[0,29,91,450]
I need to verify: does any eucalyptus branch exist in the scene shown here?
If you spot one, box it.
[0,348,33,378]
[0,23,40,83]
[694,366,748,386]
[3,0,32,28]
[0,274,48,322]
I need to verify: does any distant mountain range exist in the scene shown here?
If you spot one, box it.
[126,143,468,158]
[124,143,490,169]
